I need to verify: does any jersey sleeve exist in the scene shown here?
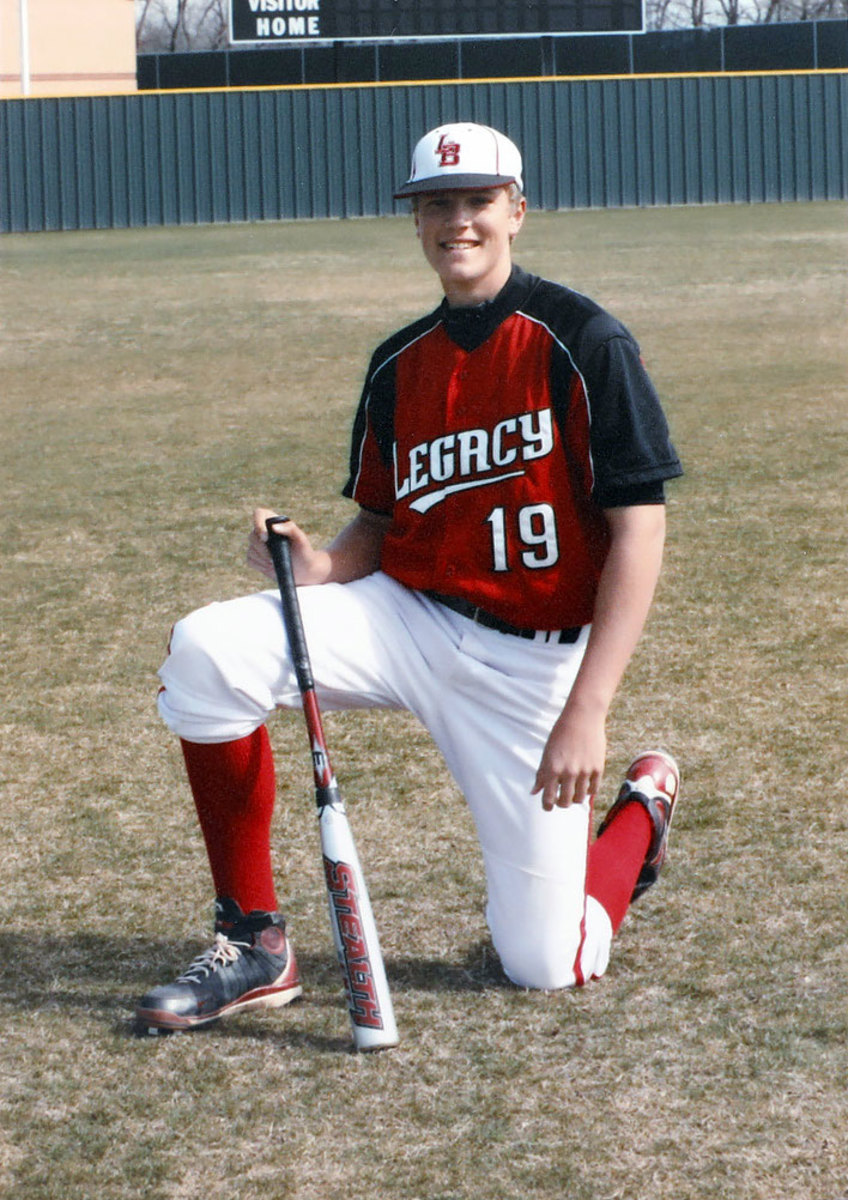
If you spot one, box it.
[341,354,396,515]
[576,320,683,504]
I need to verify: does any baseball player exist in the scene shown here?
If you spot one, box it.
[136,123,683,1033]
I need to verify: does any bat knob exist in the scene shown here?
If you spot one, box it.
[265,515,290,537]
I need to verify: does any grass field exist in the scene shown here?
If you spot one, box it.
[1,201,847,1200]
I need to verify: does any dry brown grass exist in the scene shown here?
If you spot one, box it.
[1,202,847,1200]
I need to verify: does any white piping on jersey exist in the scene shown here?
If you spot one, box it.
[349,318,443,499]
[350,307,595,503]
[514,309,596,492]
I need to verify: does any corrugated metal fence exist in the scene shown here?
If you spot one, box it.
[2,72,846,233]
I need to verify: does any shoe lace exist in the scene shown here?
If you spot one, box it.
[176,932,250,983]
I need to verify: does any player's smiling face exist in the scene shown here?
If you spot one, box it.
[414,186,526,308]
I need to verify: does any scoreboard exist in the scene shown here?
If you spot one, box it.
[229,0,645,45]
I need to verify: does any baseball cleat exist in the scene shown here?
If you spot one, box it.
[597,750,680,902]
[135,897,302,1034]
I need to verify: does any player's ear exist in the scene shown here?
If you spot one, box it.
[508,196,527,242]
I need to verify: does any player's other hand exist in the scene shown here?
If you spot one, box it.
[249,508,331,585]
[532,701,607,811]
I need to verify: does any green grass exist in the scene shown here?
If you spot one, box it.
[1,202,847,1200]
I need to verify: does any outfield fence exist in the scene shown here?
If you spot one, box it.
[2,70,846,233]
[138,18,848,90]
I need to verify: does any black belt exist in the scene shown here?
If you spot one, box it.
[425,591,582,644]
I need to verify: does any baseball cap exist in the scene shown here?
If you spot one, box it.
[393,123,523,199]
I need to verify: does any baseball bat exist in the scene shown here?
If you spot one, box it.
[265,517,399,1052]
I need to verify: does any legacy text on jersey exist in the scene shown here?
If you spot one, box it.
[394,407,554,512]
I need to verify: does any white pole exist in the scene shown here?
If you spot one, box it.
[20,0,31,96]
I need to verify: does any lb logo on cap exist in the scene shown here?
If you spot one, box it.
[436,134,461,168]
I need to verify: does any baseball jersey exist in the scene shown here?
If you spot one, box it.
[343,265,682,630]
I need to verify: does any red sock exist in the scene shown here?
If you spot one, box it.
[180,728,278,915]
[586,802,653,933]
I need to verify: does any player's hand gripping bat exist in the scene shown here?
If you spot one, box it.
[265,517,399,1052]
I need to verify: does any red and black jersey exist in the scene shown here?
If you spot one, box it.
[343,266,682,630]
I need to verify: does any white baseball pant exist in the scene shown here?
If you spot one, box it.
[157,570,613,989]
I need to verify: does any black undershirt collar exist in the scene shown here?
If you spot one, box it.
[439,265,536,353]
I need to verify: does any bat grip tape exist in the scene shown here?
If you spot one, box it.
[265,518,315,696]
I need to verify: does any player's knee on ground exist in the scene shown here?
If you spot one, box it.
[491,896,613,990]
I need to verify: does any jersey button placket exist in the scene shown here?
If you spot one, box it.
[447,355,468,421]
[437,357,467,581]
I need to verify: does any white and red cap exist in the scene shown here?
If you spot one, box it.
[394,123,523,199]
